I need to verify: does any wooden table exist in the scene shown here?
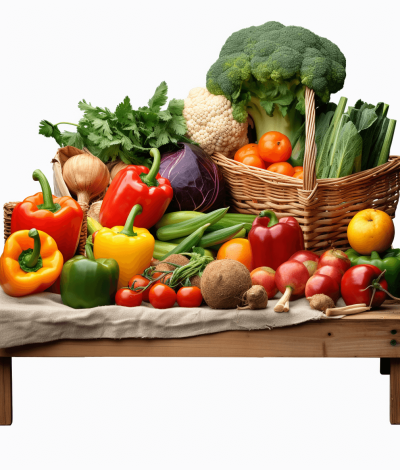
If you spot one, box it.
[1,305,400,426]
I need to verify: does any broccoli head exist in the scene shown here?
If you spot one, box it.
[206,22,346,144]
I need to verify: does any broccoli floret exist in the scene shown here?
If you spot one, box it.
[206,22,346,143]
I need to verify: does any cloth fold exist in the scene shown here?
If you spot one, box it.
[0,290,345,349]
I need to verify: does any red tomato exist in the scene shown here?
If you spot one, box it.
[115,288,143,307]
[293,166,303,173]
[267,162,295,176]
[149,284,177,309]
[128,274,150,302]
[177,286,203,307]
[293,170,303,179]
[341,265,388,307]
[258,131,292,163]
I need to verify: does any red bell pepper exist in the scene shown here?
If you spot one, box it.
[99,148,173,229]
[248,210,304,271]
[341,264,389,307]
[11,169,83,262]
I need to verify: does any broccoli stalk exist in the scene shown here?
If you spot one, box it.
[246,96,303,144]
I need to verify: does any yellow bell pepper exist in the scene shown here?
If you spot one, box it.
[94,204,154,289]
[0,228,64,297]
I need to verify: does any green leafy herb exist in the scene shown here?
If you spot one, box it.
[39,82,196,167]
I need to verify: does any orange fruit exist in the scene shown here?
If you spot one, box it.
[258,131,292,163]
[293,166,303,173]
[293,170,303,179]
[267,161,295,177]
[347,209,395,255]
[217,238,253,271]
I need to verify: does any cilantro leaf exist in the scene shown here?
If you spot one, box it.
[168,115,187,135]
[39,120,64,147]
[147,81,168,112]
[61,130,84,148]
[39,81,195,167]
[168,99,184,115]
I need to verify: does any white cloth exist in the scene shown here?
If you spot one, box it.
[0,290,345,349]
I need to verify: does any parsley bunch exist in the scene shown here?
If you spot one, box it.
[39,82,196,167]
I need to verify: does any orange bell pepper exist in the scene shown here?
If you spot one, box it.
[0,229,63,297]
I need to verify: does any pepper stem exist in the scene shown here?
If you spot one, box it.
[120,204,143,237]
[18,229,44,273]
[25,229,41,267]
[140,148,161,187]
[33,169,61,213]
[258,210,279,227]
[85,243,95,261]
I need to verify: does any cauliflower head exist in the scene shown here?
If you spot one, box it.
[183,87,248,158]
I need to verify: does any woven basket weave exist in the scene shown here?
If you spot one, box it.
[211,88,400,253]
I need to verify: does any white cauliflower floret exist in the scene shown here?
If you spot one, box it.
[183,87,249,158]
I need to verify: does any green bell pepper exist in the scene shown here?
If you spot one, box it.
[345,248,400,297]
[60,244,119,309]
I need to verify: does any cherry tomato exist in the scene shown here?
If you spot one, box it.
[341,265,388,307]
[115,288,143,307]
[128,274,150,302]
[177,286,203,307]
[293,170,303,179]
[258,131,292,163]
[267,162,295,177]
[149,283,177,309]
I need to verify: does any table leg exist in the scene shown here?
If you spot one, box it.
[390,359,400,425]
[0,357,12,426]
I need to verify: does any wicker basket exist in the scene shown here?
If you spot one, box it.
[211,88,400,253]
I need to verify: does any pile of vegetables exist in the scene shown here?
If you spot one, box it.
[2,20,399,318]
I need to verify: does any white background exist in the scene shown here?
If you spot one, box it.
[1,0,400,468]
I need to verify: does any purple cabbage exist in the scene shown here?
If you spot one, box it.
[159,143,226,213]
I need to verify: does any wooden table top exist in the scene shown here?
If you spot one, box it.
[1,302,400,359]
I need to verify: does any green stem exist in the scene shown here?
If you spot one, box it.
[120,205,143,237]
[25,229,41,267]
[18,229,44,273]
[85,243,95,261]
[54,122,78,127]
[140,148,161,187]
[33,169,61,213]
[258,210,279,227]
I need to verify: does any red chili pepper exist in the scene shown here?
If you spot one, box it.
[341,264,388,307]
[248,210,304,271]
[11,169,83,262]
[99,148,173,229]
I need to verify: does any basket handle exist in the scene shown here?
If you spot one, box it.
[302,87,317,191]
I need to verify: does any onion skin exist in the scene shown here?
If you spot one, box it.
[63,153,110,204]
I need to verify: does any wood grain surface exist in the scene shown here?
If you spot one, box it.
[390,359,400,424]
[0,357,12,425]
[1,316,400,358]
